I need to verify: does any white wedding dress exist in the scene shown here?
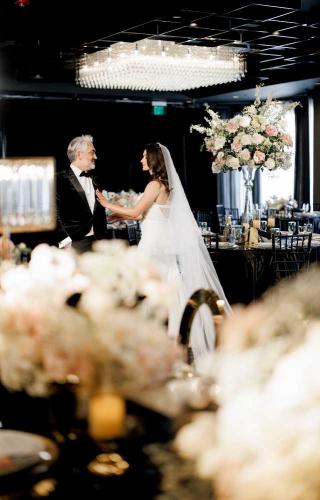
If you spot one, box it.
[138,201,187,337]
[137,144,231,363]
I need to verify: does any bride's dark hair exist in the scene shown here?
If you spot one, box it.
[145,143,170,192]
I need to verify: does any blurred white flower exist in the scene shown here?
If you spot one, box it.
[0,242,183,397]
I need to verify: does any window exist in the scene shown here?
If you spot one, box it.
[259,108,296,205]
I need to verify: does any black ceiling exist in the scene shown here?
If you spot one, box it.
[1,0,320,102]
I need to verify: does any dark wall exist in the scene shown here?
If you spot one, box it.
[0,98,218,212]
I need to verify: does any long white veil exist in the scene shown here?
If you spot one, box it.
[159,143,232,359]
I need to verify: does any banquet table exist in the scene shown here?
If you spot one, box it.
[0,385,171,500]
[208,236,320,304]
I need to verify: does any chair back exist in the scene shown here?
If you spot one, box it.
[127,222,141,245]
[216,204,225,231]
[224,207,240,225]
[194,209,214,229]
[178,288,225,364]
[202,233,219,265]
[271,232,312,280]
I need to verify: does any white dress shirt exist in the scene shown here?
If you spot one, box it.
[59,164,95,248]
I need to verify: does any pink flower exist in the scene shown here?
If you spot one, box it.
[226,118,239,133]
[205,138,215,152]
[265,124,278,137]
[253,150,265,164]
[281,133,293,146]
[231,139,242,152]
[239,148,251,162]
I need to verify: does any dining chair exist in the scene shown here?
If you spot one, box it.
[193,209,214,229]
[216,204,225,232]
[271,232,312,281]
[203,232,220,266]
[127,222,141,245]
[224,207,240,225]
[178,288,225,365]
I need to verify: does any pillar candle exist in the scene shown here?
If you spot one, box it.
[88,392,126,440]
[267,217,275,227]
[216,299,225,315]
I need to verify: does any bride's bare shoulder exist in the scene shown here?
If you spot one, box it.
[145,180,162,191]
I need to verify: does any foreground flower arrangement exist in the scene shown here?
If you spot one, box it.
[172,267,320,500]
[0,241,182,398]
[191,86,299,174]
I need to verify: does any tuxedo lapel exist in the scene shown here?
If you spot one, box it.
[65,169,91,210]
[92,175,101,213]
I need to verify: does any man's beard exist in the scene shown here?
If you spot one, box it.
[88,162,96,171]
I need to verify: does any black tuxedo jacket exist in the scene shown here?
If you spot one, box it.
[55,168,108,243]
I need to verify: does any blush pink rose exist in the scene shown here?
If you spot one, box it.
[253,150,265,164]
[281,133,293,146]
[226,119,239,133]
[265,124,278,137]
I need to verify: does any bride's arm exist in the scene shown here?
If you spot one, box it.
[108,213,142,222]
[96,181,160,218]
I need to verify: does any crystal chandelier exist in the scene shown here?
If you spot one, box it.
[76,39,246,92]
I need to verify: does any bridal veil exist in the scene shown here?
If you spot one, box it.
[159,143,232,359]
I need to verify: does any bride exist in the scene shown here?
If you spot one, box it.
[96,143,231,362]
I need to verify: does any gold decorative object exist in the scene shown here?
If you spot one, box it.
[178,288,225,362]
[87,452,129,477]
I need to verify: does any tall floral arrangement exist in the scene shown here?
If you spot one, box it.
[191,86,299,174]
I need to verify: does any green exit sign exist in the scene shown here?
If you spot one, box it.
[152,101,167,116]
[152,105,166,116]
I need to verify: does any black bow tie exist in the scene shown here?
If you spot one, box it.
[80,170,94,178]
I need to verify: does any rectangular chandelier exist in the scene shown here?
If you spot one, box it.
[76,39,246,92]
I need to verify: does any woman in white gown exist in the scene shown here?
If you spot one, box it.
[96,143,231,362]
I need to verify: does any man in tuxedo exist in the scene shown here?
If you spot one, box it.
[56,134,109,253]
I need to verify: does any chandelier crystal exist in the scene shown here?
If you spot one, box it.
[76,39,246,92]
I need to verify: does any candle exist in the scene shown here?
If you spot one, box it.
[88,392,126,440]
[216,299,225,315]
[267,217,275,227]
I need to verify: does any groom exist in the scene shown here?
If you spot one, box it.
[55,134,109,253]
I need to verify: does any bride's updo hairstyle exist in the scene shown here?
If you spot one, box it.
[145,143,170,193]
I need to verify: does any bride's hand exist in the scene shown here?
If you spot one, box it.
[96,189,110,208]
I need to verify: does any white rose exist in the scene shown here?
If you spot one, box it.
[239,148,251,162]
[240,134,252,146]
[211,163,221,174]
[252,133,264,145]
[226,156,240,169]
[246,105,257,115]
[265,158,276,170]
[214,136,226,150]
[239,115,251,128]
[258,116,266,131]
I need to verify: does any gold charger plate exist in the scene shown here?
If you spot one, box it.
[0,429,58,477]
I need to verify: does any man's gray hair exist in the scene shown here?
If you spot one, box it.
[67,135,94,162]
